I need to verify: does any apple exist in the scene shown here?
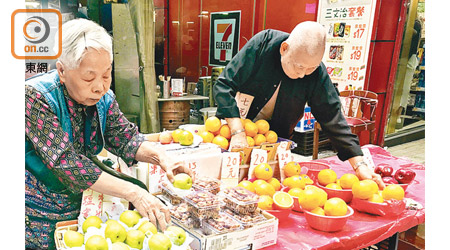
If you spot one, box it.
[63,230,84,247]
[173,173,193,190]
[148,233,172,250]
[120,210,142,228]
[85,235,108,250]
[82,216,102,233]
[375,164,394,177]
[394,169,416,184]
[105,220,127,243]
[138,220,157,235]
[165,225,186,246]
[382,176,399,184]
[159,131,172,144]
[125,229,145,249]
[179,130,194,146]
[111,242,131,250]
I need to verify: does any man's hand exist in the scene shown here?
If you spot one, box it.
[349,156,385,190]
[225,117,248,150]
[229,132,248,150]
[126,187,170,230]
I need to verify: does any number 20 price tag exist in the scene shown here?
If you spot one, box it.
[248,149,268,179]
[221,152,240,188]
[278,150,292,181]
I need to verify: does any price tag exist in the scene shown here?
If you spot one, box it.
[361,148,375,171]
[220,152,240,189]
[248,149,268,179]
[184,159,199,178]
[277,141,289,154]
[278,150,292,181]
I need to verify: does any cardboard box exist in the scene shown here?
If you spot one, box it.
[173,211,278,250]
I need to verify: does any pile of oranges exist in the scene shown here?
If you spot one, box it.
[237,163,293,210]
[199,116,278,150]
[352,179,405,203]
[317,169,360,190]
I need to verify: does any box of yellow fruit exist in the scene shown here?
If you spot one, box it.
[202,117,294,164]
[350,180,407,216]
[55,210,194,250]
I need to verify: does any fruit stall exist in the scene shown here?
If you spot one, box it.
[55,117,425,250]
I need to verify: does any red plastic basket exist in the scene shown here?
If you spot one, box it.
[304,206,354,232]
[298,162,331,184]
[316,183,353,203]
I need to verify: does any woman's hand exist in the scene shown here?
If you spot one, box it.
[159,158,194,183]
[126,186,170,230]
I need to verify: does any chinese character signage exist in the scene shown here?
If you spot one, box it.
[317,0,377,91]
[209,11,240,66]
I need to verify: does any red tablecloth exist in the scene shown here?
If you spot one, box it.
[266,145,425,250]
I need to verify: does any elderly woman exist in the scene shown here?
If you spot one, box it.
[25,18,191,249]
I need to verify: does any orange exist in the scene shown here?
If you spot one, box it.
[300,174,314,185]
[324,197,348,216]
[368,193,384,203]
[305,185,328,207]
[238,180,256,193]
[212,135,229,150]
[317,169,337,186]
[219,124,231,140]
[267,178,281,191]
[265,130,278,143]
[382,184,405,201]
[325,183,342,190]
[199,131,214,143]
[288,187,304,198]
[258,195,274,210]
[205,116,222,133]
[240,118,246,126]
[352,180,378,200]
[255,120,270,134]
[171,129,184,143]
[282,175,306,189]
[247,136,255,147]
[254,163,273,181]
[243,119,253,125]
[253,134,267,146]
[299,188,322,211]
[178,130,194,146]
[283,162,301,177]
[254,182,276,197]
[244,122,258,137]
[253,179,268,187]
[339,173,359,189]
[310,207,325,216]
[273,191,294,210]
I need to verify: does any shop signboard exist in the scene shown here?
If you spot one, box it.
[209,11,241,66]
[317,0,377,92]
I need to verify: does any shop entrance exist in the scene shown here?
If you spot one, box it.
[385,0,425,146]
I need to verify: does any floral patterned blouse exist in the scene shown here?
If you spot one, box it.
[25,84,145,249]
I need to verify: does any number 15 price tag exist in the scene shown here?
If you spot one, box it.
[248,149,268,179]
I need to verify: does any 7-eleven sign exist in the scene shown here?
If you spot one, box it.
[209,11,240,66]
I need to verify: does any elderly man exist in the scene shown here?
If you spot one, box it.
[25,18,192,249]
[213,21,384,188]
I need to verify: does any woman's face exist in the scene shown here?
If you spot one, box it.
[280,42,322,79]
[57,48,112,106]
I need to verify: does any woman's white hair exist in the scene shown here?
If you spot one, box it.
[57,18,113,70]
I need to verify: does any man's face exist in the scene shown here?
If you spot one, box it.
[280,42,323,79]
[57,49,112,106]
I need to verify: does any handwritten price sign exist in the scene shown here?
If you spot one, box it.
[278,150,292,181]
[221,152,240,188]
[184,160,199,178]
[248,149,268,179]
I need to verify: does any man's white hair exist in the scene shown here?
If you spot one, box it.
[57,18,113,70]
[285,21,326,56]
